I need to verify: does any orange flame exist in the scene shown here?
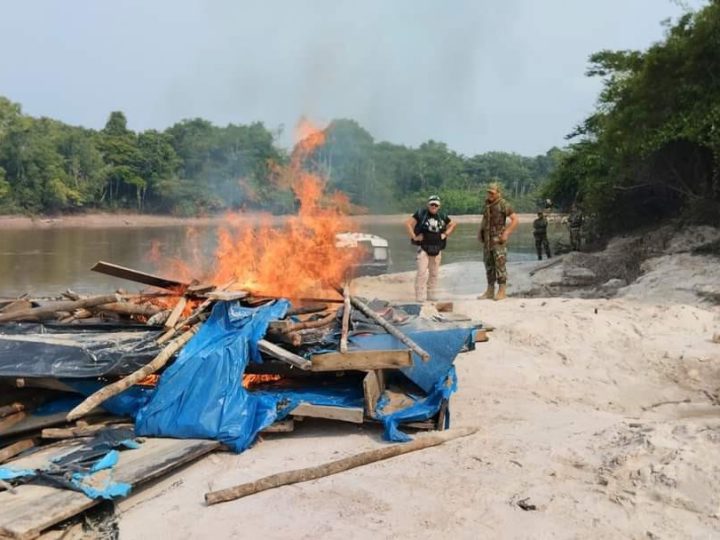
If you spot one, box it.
[151,119,358,300]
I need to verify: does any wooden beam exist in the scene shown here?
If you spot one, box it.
[290,403,364,424]
[340,286,351,353]
[0,294,120,324]
[164,297,187,329]
[258,340,311,370]
[0,411,28,434]
[310,350,412,372]
[205,427,479,505]
[363,370,385,419]
[344,294,431,361]
[91,260,189,291]
[205,290,249,302]
[0,439,34,465]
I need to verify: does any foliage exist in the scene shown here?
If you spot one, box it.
[544,2,720,233]
[0,99,556,216]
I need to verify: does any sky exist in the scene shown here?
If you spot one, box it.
[0,0,707,156]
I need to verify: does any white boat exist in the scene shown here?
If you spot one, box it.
[335,232,391,276]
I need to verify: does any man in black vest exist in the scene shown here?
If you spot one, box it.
[405,195,456,302]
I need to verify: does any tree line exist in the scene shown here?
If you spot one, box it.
[544,1,720,233]
[0,98,557,216]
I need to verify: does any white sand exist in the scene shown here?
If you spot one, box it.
[117,231,720,539]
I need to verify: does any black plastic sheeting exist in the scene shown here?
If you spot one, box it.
[0,323,162,378]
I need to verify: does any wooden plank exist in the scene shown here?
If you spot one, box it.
[362,370,385,419]
[474,329,489,343]
[91,261,189,291]
[164,297,187,329]
[0,437,219,540]
[258,340,311,370]
[310,350,412,372]
[290,404,364,424]
[205,290,249,302]
[0,439,34,464]
[0,412,28,434]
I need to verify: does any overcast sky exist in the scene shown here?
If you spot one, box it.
[0,0,707,156]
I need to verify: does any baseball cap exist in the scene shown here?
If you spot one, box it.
[427,195,441,205]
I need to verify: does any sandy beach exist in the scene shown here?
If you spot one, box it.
[111,226,720,539]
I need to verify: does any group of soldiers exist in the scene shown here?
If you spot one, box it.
[407,186,584,302]
[531,203,584,260]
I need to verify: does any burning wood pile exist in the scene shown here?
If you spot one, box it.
[0,121,488,537]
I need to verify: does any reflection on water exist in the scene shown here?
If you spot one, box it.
[0,219,567,296]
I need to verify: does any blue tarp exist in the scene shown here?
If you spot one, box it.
[66,300,473,450]
[134,300,290,452]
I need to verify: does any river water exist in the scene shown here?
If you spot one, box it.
[0,219,567,296]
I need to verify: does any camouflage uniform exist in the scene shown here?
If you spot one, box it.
[481,198,514,285]
[568,210,584,251]
[533,216,551,260]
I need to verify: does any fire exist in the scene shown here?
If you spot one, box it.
[152,119,359,300]
[242,373,282,389]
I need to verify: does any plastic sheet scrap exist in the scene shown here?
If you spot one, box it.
[375,368,458,442]
[0,324,160,378]
[134,300,290,452]
[0,427,139,500]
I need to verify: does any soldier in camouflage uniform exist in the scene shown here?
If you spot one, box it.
[533,211,551,260]
[478,183,519,300]
[568,204,584,251]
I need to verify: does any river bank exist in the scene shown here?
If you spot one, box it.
[117,225,720,539]
[0,212,540,230]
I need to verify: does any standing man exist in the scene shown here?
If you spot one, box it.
[478,183,519,301]
[568,204,584,251]
[533,211,552,260]
[406,195,456,302]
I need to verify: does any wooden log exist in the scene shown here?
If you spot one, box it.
[205,427,479,505]
[265,329,302,347]
[310,350,412,372]
[363,370,385,419]
[0,402,26,419]
[285,311,336,332]
[0,439,34,464]
[0,411,28,434]
[91,260,189,291]
[0,294,120,324]
[258,340,311,370]
[0,299,32,314]
[97,302,162,317]
[340,286,351,353]
[345,294,431,362]
[164,297,187,329]
[287,304,328,316]
[147,309,171,326]
[62,289,81,301]
[66,324,201,421]
[290,403,364,423]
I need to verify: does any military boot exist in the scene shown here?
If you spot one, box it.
[478,285,495,300]
[495,284,507,301]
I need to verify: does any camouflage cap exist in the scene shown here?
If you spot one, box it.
[487,182,501,193]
